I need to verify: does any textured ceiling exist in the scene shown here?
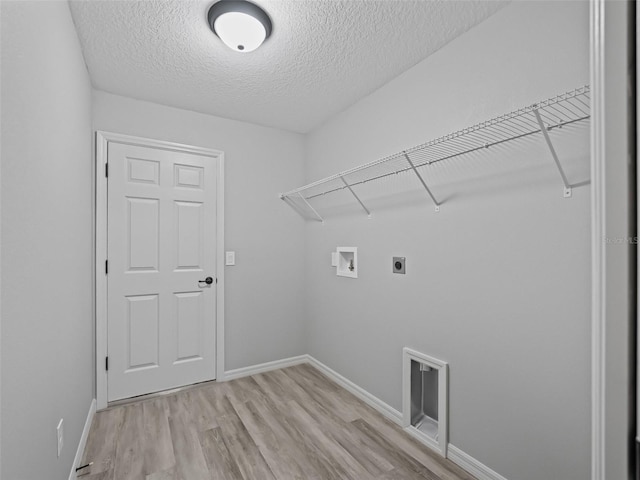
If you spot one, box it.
[69,0,509,133]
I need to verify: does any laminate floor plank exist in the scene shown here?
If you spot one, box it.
[252,372,358,480]
[185,388,222,431]
[113,404,146,480]
[281,367,396,476]
[142,399,175,474]
[209,383,238,416]
[79,470,114,480]
[199,427,244,480]
[247,392,326,480]
[145,467,177,480]
[266,404,349,480]
[224,375,264,405]
[166,394,210,480]
[187,382,236,431]
[297,363,342,392]
[294,367,472,480]
[352,418,454,480]
[232,399,308,479]
[250,378,354,480]
[280,372,394,476]
[285,399,371,479]
[355,410,474,480]
[251,370,294,402]
[217,411,276,480]
[283,367,360,423]
[82,364,478,480]
[263,368,349,430]
[376,465,436,480]
[81,406,124,476]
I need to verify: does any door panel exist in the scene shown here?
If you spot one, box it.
[175,201,203,269]
[175,291,204,362]
[107,142,217,402]
[126,294,159,370]
[127,197,159,271]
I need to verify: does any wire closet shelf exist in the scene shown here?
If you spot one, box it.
[279,85,590,222]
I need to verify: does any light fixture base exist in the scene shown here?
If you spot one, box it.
[208,0,272,52]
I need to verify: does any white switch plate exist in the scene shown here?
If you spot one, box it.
[331,252,338,267]
[225,251,235,266]
[57,419,64,458]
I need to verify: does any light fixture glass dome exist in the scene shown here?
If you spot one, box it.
[208,1,273,53]
[214,12,265,52]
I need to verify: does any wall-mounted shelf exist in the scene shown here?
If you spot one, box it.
[279,86,590,222]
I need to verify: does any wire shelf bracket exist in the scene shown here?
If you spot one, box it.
[297,192,324,223]
[403,152,440,212]
[533,108,573,198]
[340,176,371,218]
[279,85,590,221]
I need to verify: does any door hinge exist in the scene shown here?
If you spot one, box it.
[105,163,108,177]
[105,260,108,274]
[105,357,109,371]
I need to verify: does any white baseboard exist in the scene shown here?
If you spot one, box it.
[306,356,403,425]
[447,444,509,480]
[68,398,96,480]
[223,354,309,381]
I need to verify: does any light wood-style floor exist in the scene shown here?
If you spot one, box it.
[81,364,476,480]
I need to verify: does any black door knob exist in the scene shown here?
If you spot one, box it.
[199,277,214,285]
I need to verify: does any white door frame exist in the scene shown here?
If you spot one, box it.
[590,1,633,478]
[95,131,225,410]
[590,1,605,478]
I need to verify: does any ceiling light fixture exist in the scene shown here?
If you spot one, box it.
[207,0,272,53]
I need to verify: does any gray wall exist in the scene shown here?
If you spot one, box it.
[303,2,591,480]
[1,2,94,479]
[92,91,307,372]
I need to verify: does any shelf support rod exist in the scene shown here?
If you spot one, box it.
[403,152,440,212]
[297,193,324,223]
[533,108,572,198]
[339,176,371,218]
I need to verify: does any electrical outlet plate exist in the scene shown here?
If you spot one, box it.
[225,251,235,266]
[393,257,406,274]
[57,419,64,458]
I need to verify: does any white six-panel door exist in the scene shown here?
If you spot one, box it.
[107,141,218,402]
